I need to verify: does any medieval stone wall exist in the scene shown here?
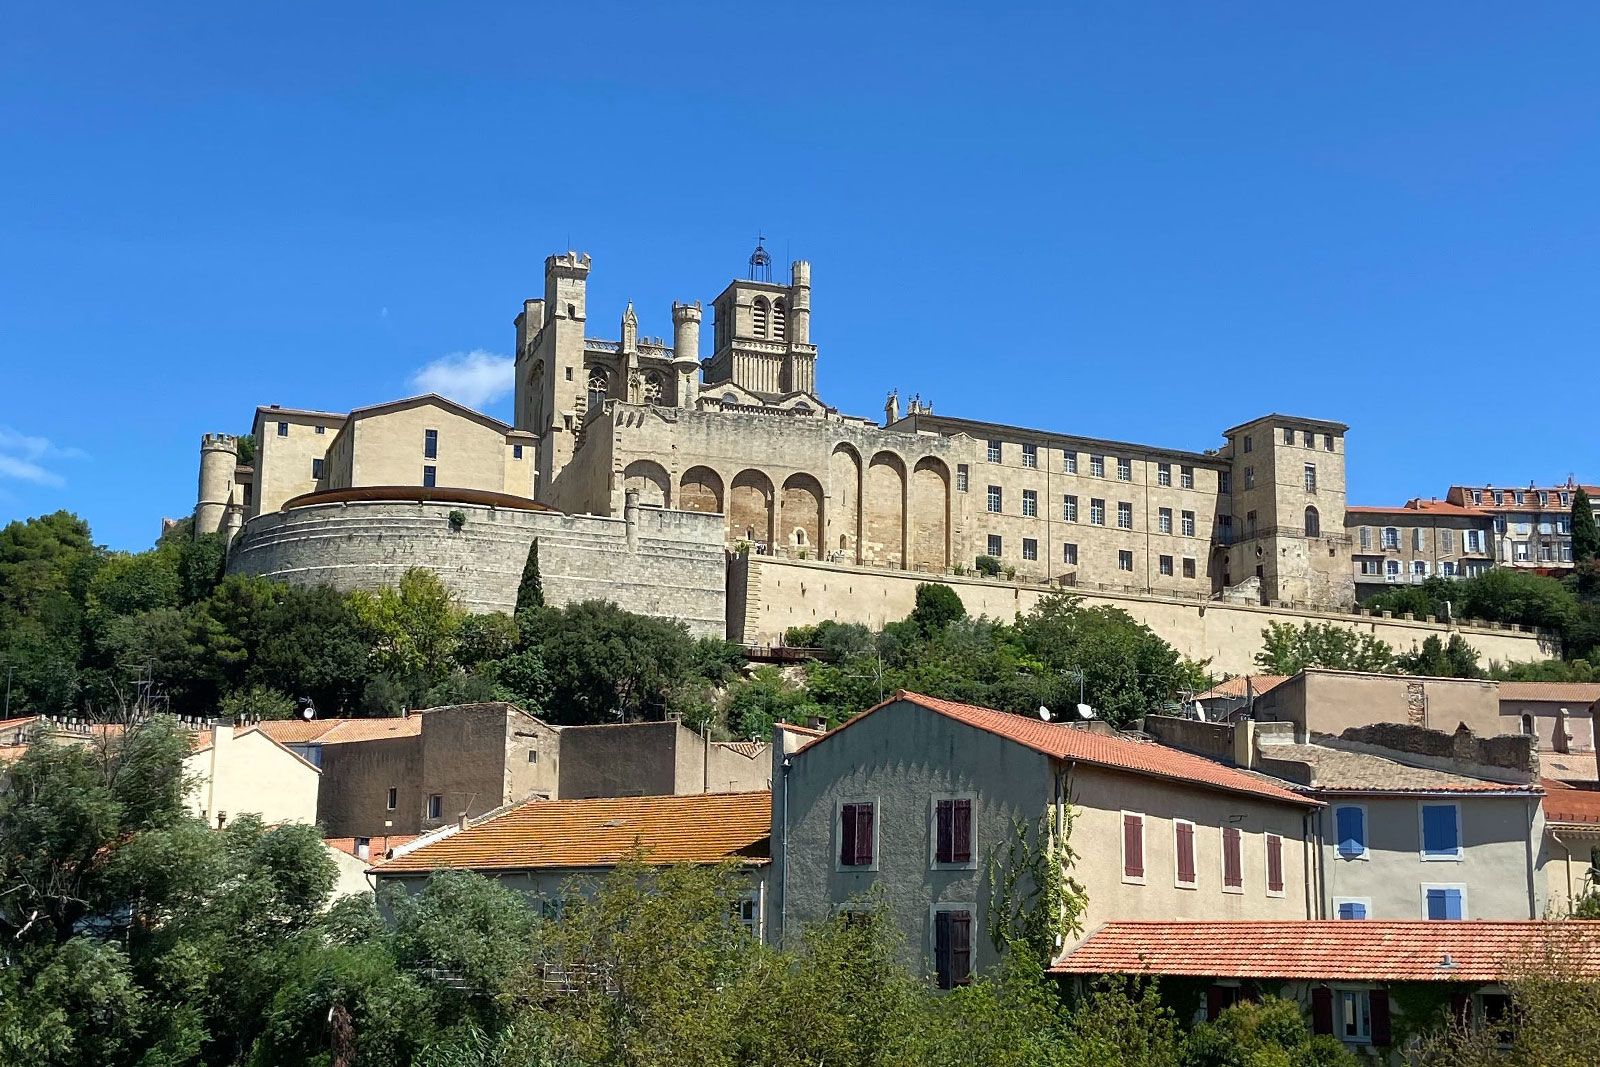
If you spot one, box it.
[227,498,726,637]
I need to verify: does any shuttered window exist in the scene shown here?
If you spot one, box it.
[1174,820,1196,887]
[934,909,973,989]
[839,802,875,867]
[935,798,973,865]
[1266,833,1284,895]
[1122,812,1145,881]
[1222,826,1243,889]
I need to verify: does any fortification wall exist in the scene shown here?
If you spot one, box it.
[730,556,1553,676]
[228,499,726,637]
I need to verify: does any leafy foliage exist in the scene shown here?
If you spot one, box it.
[910,582,967,634]
[1574,487,1599,567]
[1255,622,1396,674]
[516,538,545,615]
[1395,634,1484,678]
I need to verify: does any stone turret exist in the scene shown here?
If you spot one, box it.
[672,301,702,408]
[789,260,811,344]
[195,433,238,536]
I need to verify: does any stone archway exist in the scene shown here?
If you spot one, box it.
[865,451,907,568]
[910,457,951,572]
[730,469,776,550]
[780,473,824,556]
[830,444,863,563]
[679,466,724,516]
[623,460,670,508]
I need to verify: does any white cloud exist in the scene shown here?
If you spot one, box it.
[409,350,514,410]
[0,427,87,487]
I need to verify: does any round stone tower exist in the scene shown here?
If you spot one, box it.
[789,260,811,344]
[195,433,238,536]
[672,301,702,407]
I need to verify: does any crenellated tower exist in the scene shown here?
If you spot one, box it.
[672,301,702,408]
[195,433,238,537]
[704,256,818,398]
[514,251,591,495]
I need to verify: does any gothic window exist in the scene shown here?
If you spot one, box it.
[1304,506,1321,538]
[752,297,770,338]
[642,371,664,405]
[587,371,609,411]
[772,297,786,340]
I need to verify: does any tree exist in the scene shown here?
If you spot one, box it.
[1574,486,1599,566]
[1184,995,1357,1066]
[220,684,298,721]
[910,582,967,634]
[1255,622,1396,675]
[1397,634,1484,678]
[519,601,697,724]
[515,538,545,615]
[349,568,463,692]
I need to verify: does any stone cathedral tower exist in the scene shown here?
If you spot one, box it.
[703,258,815,397]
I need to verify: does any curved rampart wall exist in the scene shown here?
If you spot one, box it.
[228,499,726,637]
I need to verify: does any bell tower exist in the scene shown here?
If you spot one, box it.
[703,243,818,399]
[514,251,591,497]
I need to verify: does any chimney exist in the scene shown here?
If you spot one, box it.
[457,812,470,830]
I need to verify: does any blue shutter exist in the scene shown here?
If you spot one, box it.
[1336,807,1364,857]
[1422,805,1460,857]
[1338,901,1367,920]
[1445,889,1463,920]
[1426,889,1448,919]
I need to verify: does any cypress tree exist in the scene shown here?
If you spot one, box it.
[1573,486,1599,565]
[516,538,545,614]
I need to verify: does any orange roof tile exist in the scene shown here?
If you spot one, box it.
[1543,782,1600,826]
[1544,751,1598,782]
[325,834,420,859]
[252,716,423,745]
[806,692,1318,808]
[1049,921,1600,981]
[374,791,772,874]
[1497,682,1600,705]
[1196,675,1289,701]
[1347,502,1492,517]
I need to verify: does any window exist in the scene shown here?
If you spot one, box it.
[1182,510,1196,537]
[1515,491,1525,505]
[1118,550,1133,572]
[427,794,443,820]
[1222,826,1243,891]
[1063,543,1078,565]
[311,457,323,479]
[1284,427,1294,444]
[1358,526,1371,550]
[752,296,770,336]
[1514,541,1530,561]
[1338,990,1373,1042]
[1382,527,1400,550]
[1181,465,1194,489]
[839,801,876,867]
[933,907,973,989]
[386,787,397,810]
[1243,434,1253,453]
[1219,471,1231,494]
[1245,467,1255,490]
[772,297,786,339]
[1182,557,1196,579]
[1359,558,1383,575]
[1157,463,1172,487]
[513,444,523,459]
[1117,458,1132,482]
[1021,489,1037,517]
[1441,561,1457,577]
[424,429,439,459]
[243,483,253,506]
[1539,491,1549,507]
[1090,499,1106,526]
[1158,507,1173,534]
[1217,515,1233,544]
[1324,434,1335,452]
[1121,812,1146,883]
[1304,506,1320,538]
[987,486,1002,514]
[1561,491,1572,507]
[1335,898,1370,920]
[1173,819,1197,888]
[1421,803,1462,860]
[527,748,538,763]
[934,798,974,865]
[1335,805,1367,859]
[1246,511,1258,538]
[1412,560,1428,577]
[956,464,969,492]
[1386,559,1400,577]
[565,365,573,380]
[1493,490,1503,505]
[1441,529,1453,552]
[1304,464,1317,493]
[1090,455,1105,478]
[987,534,1002,557]
[987,439,1002,463]
[277,421,288,437]
[736,892,760,936]
[588,372,609,410]
[1159,555,1173,576]
[1022,538,1037,561]
[1265,833,1285,896]
[1424,885,1467,920]
[1064,451,1077,474]
[1063,494,1078,522]
[423,465,437,487]
[1117,502,1133,529]
[1022,443,1037,469]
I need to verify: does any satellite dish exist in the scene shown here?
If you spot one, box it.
[1076,703,1096,720]
[302,708,314,721]
[1038,705,1052,722]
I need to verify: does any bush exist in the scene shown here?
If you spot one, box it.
[975,555,1002,577]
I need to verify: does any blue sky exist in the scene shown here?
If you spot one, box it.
[3,4,1597,551]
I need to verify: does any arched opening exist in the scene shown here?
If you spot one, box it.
[1304,506,1321,539]
[772,297,786,340]
[679,466,724,516]
[623,460,670,508]
[642,371,664,405]
[831,444,863,563]
[587,370,609,412]
[780,472,824,555]
[752,296,770,338]
[911,457,952,572]
[731,469,775,550]
[866,451,908,568]
[1522,713,1534,736]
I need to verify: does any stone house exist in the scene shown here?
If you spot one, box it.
[1445,479,1598,571]
[1496,681,1600,757]
[1248,669,1504,739]
[1543,783,1600,916]
[768,692,1319,988]
[1346,499,1497,599]
[185,721,321,830]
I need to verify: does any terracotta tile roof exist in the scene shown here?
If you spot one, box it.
[1260,744,1542,794]
[324,834,420,859]
[373,791,772,875]
[1543,782,1600,826]
[1195,675,1289,701]
[713,741,767,759]
[251,717,423,745]
[774,721,828,738]
[1497,682,1600,705]
[1543,751,1598,783]
[1346,502,1492,517]
[807,692,1318,808]
[1049,921,1600,981]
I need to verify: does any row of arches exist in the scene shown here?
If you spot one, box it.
[621,444,952,570]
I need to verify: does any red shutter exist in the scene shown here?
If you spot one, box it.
[1176,822,1195,883]
[936,800,953,864]
[952,800,972,863]
[1266,834,1284,893]
[855,803,874,866]
[1206,984,1231,1021]
[1311,986,1334,1035]
[1223,826,1242,888]
[1370,988,1392,1046]
[840,804,858,866]
[951,910,972,986]
[934,910,952,989]
[1123,814,1144,877]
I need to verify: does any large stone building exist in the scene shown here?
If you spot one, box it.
[1444,479,1597,571]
